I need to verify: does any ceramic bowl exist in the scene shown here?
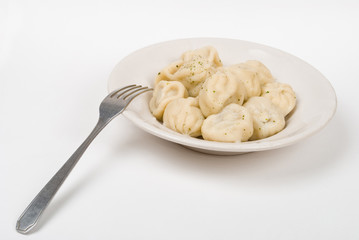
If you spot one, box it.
[108,38,337,155]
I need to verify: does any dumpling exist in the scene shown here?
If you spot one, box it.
[150,47,296,143]
[201,104,253,142]
[171,58,217,97]
[239,60,275,85]
[261,82,296,116]
[155,60,184,85]
[226,64,261,101]
[155,46,223,97]
[198,69,246,117]
[181,46,222,67]
[163,97,204,137]
[243,97,285,140]
[149,80,188,121]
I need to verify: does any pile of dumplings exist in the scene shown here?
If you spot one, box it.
[149,46,296,142]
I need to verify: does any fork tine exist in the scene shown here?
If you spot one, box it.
[122,86,152,100]
[115,85,142,98]
[109,84,137,98]
[122,87,153,104]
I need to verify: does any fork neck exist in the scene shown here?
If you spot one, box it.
[84,118,110,146]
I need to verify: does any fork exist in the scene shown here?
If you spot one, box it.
[16,85,152,234]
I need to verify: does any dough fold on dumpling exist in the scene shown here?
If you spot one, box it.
[163,97,204,137]
[154,60,184,84]
[181,46,222,67]
[149,80,188,121]
[201,104,253,142]
[243,97,285,140]
[198,69,246,117]
[239,60,275,86]
[155,46,223,97]
[226,64,261,101]
[261,82,296,116]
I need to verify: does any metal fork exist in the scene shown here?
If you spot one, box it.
[16,85,152,234]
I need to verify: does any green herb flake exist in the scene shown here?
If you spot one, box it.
[158,72,161,75]
[266,91,269,93]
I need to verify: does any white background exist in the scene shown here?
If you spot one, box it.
[1,0,359,239]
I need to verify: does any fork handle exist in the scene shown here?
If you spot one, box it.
[16,118,109,234]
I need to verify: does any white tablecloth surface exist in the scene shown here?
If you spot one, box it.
[1,0,358,239]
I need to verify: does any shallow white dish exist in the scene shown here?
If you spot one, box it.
[108,38,337,155]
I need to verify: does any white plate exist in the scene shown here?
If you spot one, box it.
[108,38,337,155]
